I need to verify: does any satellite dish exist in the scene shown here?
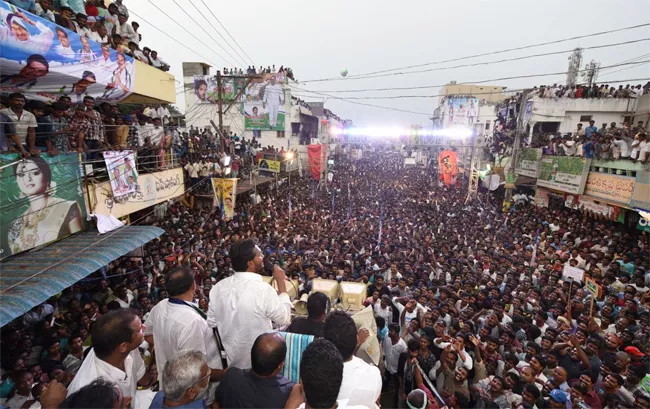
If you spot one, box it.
[340,69,348,77]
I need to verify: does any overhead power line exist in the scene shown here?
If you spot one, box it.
[198,0,256,67]
[146,0,237,67]
[300,22,650,83]
[303,38,650,84]
[128,10,220,67]
[290,77,649,114]
[292,61,650,95]
[169,0,247,67]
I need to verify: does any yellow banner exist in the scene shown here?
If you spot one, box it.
[85,168,184,218]
[212,178,238,219]
[258,158,281,173]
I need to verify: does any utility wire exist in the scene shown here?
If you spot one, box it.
[145,0,237,67]
[198,0,256,67]
[128,9,220,68]
[301,22,650,83]
[291,61,650,94]
[169,0,247,68]
[302,38,650,83]
[188,0,251,68]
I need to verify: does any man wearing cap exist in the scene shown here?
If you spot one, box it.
[548,389,568,408]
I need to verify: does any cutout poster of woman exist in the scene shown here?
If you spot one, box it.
[0,1,135,102]
[0,153,86,260]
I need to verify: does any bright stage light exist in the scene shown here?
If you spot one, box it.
[336,127,473,138]
[286,151,295,159]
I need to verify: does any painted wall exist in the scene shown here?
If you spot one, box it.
[530,97,638,133]
[127,60,177,104]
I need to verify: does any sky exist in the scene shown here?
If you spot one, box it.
[127,0,650,128]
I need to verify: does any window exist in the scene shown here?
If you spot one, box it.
[202,66,209,75]
[485,120,491,130]
[624,116,632,124]
[277,131,285,138]
[579,115,593,122]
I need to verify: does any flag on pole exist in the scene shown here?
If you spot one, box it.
[378,202,384,246]
[311,179,315,198]
[530,229,540,267]
[346,182,351,220]
[331,190,335,213]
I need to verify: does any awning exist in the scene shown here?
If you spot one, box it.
[0,226,164,327]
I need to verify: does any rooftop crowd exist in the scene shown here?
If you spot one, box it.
[530,83,650,99]
[1,148,648,409]
[6,0,170,70]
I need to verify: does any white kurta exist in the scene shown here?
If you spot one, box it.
[207,272,292,369]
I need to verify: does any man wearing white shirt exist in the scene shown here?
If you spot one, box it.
[117,14,138,45]
[613,134,630,158]
[560,136,576,156]
[323,311,382,409]
[207,239,292,369]
[135,114,154,146]
[262,75,284,129]
[67,309,153,406]
[382,323,407,397]
[144,268,225,402]
[283,339,370,409]
[391,297,426,331]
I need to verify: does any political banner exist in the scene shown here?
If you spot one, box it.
[104,151,138,198]
[308,144,323,180]
[192,75,244,104]
[585,277,602,298]
[534,188,550,208]
[212,178,237,219]
[445,97,478,128]
[438,150,458,186]
[515,148,543,178]
[537,156,591,194]
[0,1,136,102]
[242,72,286,131]
[0,153,86,260]
[258,158,281,173]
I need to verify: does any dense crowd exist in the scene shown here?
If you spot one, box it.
[1,149,649,409]
[221,65,296,81]
[531,83,650,99]
[7,0,170,71]
[544,120,648,161]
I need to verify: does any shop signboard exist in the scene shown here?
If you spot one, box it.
[537,156,591,194]
[515,148,543,178]
[86,168,184,219]
[584,173,635,205]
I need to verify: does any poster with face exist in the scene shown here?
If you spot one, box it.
[0,1,135,102]
[242,72,286,131]
[0,153,87,260]
[211,178,237,220]
[104,150,138,198]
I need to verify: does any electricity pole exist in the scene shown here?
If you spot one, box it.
[216,70,225,153]
[503,89,530,207]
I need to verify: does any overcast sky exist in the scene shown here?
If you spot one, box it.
[128,0,650,128]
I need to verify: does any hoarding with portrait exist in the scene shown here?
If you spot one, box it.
[0,1,135,102]
[192,75,244,104]
[104,150,138,198]
[0,153,87,260]
[242,72,286,131]
[445,96,479,128]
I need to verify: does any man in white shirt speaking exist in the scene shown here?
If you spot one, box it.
[208,239,292,369]
[144,267,226,402]
[323,311,382,409]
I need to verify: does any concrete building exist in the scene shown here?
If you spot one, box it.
[529,96,640,134]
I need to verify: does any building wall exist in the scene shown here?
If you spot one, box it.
[530,97,637,133]
[181,62,300,150]
[440,84,506,104]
